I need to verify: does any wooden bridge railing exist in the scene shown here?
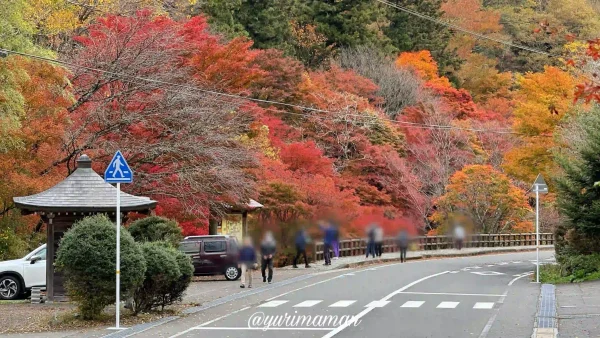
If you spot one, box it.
[313,233,554,261]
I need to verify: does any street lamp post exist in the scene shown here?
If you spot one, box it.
[531,174,548,283]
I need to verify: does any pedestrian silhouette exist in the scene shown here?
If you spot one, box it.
[112,155,124,178]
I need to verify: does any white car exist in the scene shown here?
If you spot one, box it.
[0,244,46,300]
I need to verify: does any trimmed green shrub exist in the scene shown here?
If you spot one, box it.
[132,242,189,314]
[128,216,183,247]
[158,247,193,310]
[55,214,146,319]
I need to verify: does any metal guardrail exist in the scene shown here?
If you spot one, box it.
[313,233,554,261]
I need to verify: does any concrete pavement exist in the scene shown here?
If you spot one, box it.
[555,281,600,338]
[127,251,554,338]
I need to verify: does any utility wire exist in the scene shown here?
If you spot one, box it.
[376,0,600,87]
[0,47,543,136]
[375,0,557,57]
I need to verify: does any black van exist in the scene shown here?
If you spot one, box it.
[179,235,241,280]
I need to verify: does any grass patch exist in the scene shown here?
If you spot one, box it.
[0,300,29,305]
[539,262,600,284]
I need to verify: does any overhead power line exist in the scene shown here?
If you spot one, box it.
[1,47,541,136]
[375,0,557,57]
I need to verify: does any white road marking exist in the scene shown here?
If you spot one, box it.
[322,270,449,338]
[259,300,288,307]
[189,327,334,331]
[329,300,356,307]
[512,261,522,264]
[486,264,495,267]
[401,301,425,308]
[477,291,508,338]
[498,262,509,265]
[168,306,250,338]
[398,291,504,297]
[364,300,390,308]
[471,271,505,276]
[437,302,460,309]
[294,300,323,307]
[508,272,533,286]
[266,272,350,301]
[344,273,355,276]
[473,302,495,309]
[450,271,459,273]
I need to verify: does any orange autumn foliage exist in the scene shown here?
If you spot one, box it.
[395,50,452,88]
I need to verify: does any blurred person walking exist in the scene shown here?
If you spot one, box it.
[238,237,257,288]
[375,225,384,257]
[321,221,335,266]
[331,221,340,260]
[260,231,276,283]
[293,227,311,268]
[397,230,409,263]
[366,224,377,258]
[454,223,466,250]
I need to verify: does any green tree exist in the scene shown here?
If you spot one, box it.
[384,0,460,76]
[302,0,392,52]
[128,216,183,248]
[556,106,600,254]
[55,215,146,319]
[196,0,301,53]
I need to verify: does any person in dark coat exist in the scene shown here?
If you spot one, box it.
[397,230,409,263]
[321,221,336,265]
[293,228,311,268]
[238,237,257,288]
[260,231,276,283]
[366,223,377,258]
[331,222,340,260]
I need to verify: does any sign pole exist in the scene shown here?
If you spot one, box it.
[116,182,121,328]
[104,150,132,330]
[535,185,540,283]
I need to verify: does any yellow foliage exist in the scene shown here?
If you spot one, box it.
[513,66,575,136]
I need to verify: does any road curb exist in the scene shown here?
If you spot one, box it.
[336,246,554,270]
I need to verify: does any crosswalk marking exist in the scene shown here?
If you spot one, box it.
[256,300,497,310]
[329,300,356,308]
[294,300,323,308]
[365,300,390,308]
[401,301,425,308]
[437,302,460,309]
[473,302,495,309]
[259,300,288,308]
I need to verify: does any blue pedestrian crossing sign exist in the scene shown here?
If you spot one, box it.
[104,150,133,183]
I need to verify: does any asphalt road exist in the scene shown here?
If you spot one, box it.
[135,251,554,338]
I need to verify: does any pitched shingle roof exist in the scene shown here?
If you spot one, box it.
[13,155,157,212]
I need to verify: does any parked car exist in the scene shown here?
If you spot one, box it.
[179,235,241,281]
[0,244,46,300]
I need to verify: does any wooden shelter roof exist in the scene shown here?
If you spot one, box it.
[13,155,157,213]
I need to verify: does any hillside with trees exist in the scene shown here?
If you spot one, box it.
[1,0,600,260]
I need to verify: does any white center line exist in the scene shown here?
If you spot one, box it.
[401,301,425,308]
[329,300,356,307]
[322,270,449,338]
[364,300,390,308]
[437,302,460,309]
[474,302,495,309]
[168,306,250,338]
[398,291,504,297]
[294,300,323,307]
[259,300,288,308]
[190,327,334,331]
